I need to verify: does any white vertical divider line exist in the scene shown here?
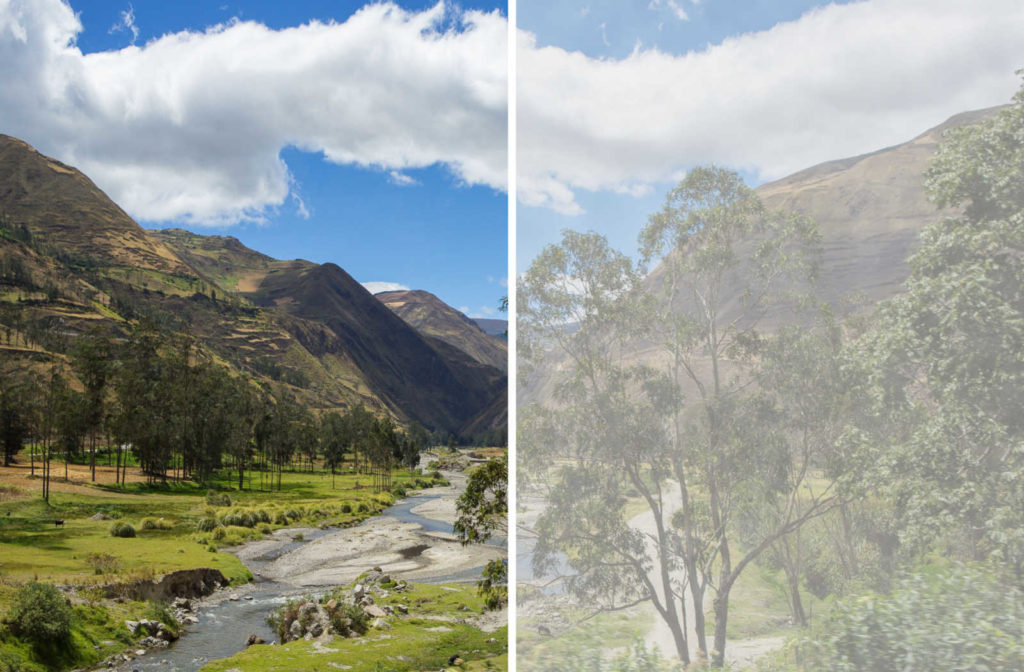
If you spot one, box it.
[506,0,517,668]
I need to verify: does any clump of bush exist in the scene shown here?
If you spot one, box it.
[273,511,289,525]
[206,490,231,507]
[392,486,407,498]
[140,517,172,530]
[7,582,73,647]
[357,502,369,513]
[109,521,136,538]
[340,502,353,513]
[195,517,220,533]
[84,552,122,575]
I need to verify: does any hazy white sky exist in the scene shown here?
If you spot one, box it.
[517,0,1024,268]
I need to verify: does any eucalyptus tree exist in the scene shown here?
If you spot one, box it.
[455,455,508,608]
[321,411,349,488]
[521,167,842,667]
[112,321,175,483]
[69,327,113,481]
[0,374,33,467]
[844,76,1024,576]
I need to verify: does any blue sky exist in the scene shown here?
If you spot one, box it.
[1,0,508,318]
[516,0,1024,272]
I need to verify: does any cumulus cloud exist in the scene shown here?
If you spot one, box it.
[0,0,506,225]
[362,281,410,294]
[518,0,1024,214]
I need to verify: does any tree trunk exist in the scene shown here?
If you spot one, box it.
[686,557,708,657]
[711,588,730,668]
[786,565,807,626]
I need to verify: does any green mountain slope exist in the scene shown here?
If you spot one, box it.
[0,135,504,436]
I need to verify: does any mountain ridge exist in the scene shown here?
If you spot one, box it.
[0,135,505,438]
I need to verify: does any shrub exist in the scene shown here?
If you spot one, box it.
[140,517,172,530]
[84,552,122,575]
[340,503,352,514]
[205,490,231,506]
[273,512,289,525]
[802,564,1024,671]
[109,521,136,538]
[8,582,73,646]
[259,524,272,535]
[211,527,227,541]
[357,503,369,513]
[327,601,369,636]
[256,509,271,524]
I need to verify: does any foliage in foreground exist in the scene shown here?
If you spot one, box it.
[455,456,508,609]
[770,564,1024,672]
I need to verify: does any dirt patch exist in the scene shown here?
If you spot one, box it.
[0,461,154,498]
[105,568,230,601]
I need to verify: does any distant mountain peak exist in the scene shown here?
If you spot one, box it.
[376,289,507,372]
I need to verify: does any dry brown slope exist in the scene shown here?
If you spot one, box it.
[376,289,508,372]
[0,135,189,275]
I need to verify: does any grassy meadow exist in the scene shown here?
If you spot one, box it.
[0,450,449,672]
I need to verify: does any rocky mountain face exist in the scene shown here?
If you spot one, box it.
[0,135,505,437]
[376,289,508,372]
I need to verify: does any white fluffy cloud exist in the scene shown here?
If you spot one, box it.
[519,0,1024,214]
[362,281,410,294]
[0,0,506,225]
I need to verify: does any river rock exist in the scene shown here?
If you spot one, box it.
[364,605,386,618]
[372,618,390,629]
[395,604,408,614]
[155,624,178,641]
[289,620,303,640]
[353,584,365,599]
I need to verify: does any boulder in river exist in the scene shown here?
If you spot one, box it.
[245,634,266,646]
